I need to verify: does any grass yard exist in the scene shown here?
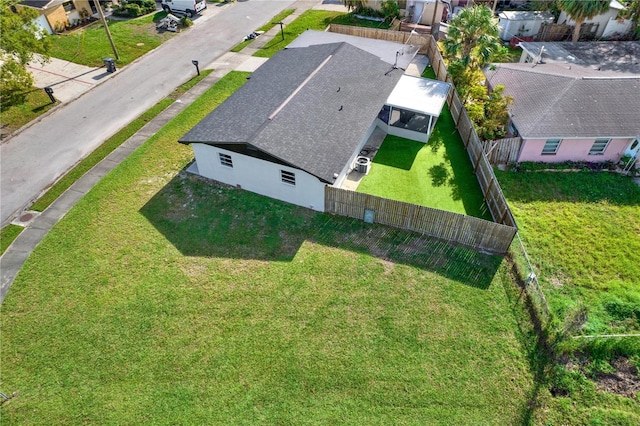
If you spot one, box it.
[357,107,490,220]
[497,170,640,335]
[0,88,59,136]
[253,10,348,58]
[1,72,535,424]
[49,12,175,67]
[230,9,295,52]
[497,170,640,425]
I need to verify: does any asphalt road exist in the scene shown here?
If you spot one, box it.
[0,0,298,226]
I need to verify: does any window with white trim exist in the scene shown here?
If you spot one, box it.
[219,153,233,168]
[281,170,296,185]
[542,138,561,155]
[589,138,610,155]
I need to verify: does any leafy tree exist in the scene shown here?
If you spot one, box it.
[619,0,640,39]
[479,85,513,140]
[559,0,610,42]
[0,0,51,105]
[441,6,511,141]
[381,0,400,22]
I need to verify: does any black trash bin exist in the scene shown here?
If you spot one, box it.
[103,58,116,73]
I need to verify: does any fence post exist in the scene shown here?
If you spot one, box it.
[474,148,483,173]
[484,175,496,199]
[499,204,509,225]
[465,125,473,148]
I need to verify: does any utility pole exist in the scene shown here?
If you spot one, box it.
[93,0,119,60]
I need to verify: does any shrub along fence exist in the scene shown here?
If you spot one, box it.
[325,187,516,255]
[425,39,517,228]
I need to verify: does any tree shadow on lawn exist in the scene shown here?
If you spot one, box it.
[140,172,501,289]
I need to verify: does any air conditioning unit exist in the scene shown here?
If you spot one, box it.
[356,156,371,174]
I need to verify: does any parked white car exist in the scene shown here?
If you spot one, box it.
[160,0,206,18]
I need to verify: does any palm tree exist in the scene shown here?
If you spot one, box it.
[341,0,367,13]
[559,0,611,42]
[442,5,502,68]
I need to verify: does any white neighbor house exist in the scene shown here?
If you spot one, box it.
[558,0,633,39]
[179,31,450,212]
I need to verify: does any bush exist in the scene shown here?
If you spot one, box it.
[181,16,193,27]
[512,161,619,172]
[381,0,400,22]
[125,3,142,17]
[113,0,156,17]
[354,7,385,19]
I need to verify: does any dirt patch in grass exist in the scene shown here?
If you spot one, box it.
[594,357,640,399]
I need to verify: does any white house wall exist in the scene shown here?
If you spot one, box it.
[602,17,633,38]
[34,14,53,35]
[499,17,553,41]
[559,7,621,38]
[387,125,429,142]
[191,144,326,212]
[334,120,378,188]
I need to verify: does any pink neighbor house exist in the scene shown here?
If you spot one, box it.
[484,41,640,166]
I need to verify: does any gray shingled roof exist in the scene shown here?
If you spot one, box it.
[485,64,640,139]
[180,43,403,183]
[20,0,63,9]
[518,41,640,75]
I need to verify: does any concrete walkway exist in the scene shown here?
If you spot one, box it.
[0,0,347,302]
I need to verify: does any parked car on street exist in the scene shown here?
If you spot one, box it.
[160,0,206,18]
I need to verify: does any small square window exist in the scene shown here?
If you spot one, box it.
[219,153,233,168]
[542,138,561,155]
[281,170,295,185]
[589,138,610,155]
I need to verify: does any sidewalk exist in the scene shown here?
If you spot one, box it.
[0,0,347,302]
[26,57,115,103]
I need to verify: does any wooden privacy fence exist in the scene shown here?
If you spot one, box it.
[325,187,516,255]
[426,38,517,229]
[482,137,522,165]
[328,24,431,53]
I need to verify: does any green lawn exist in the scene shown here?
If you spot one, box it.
[357,107,490,220]
[230,9,295,52]
[0,88,59,135]
[49,12,175,67]
[253,10,348,58]
[1,71,535,424]
[498,170,640,424]
[497,170,640,336]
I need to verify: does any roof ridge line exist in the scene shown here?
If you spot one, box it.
[268,54,333,121]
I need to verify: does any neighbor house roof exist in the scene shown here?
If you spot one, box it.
[485,63,640,139]
[180,42,404,183]
[20,0,64,9]
[518,41,640,75]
